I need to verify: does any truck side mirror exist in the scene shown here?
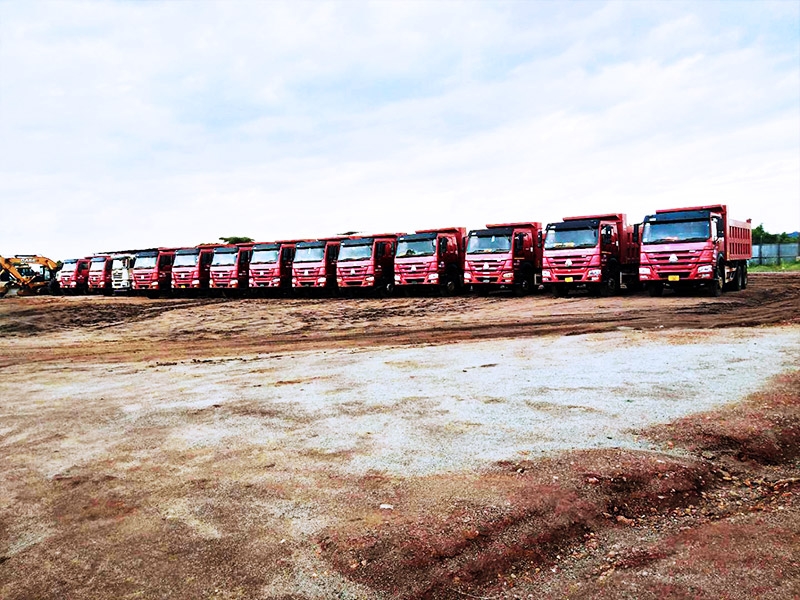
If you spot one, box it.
[633,224,640,244]
[537,230,543,248]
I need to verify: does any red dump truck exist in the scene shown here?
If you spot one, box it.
[463,222,542,294]
[87,255,114,294]
[543,213,641,297]
[639,205,752,296]
[249,241,299,292]
[57,258,91,294]
[131,248,176,296]
[336,233,404,295]
[171,245,217,294]
[394,227,466,295]
[292,238,343,293]
[209,243,253,295]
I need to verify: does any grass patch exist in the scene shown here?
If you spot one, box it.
[748,261,800,272]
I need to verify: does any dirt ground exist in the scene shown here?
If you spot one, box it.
[1,272,799,599]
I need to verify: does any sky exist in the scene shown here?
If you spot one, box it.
[1,0,798,259]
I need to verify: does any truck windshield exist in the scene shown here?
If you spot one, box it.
[466,234,511,254]
[642,220,710,245]
[173,253,199,267]
[112,258,131,270]
[396,239,435,258]
[251,249,279,264]
[89,259,107,271]
[338,244,373,261]
[134,256,157,269]
[212,251,237,266]
[544,228,598,250]
[294,247,325,262]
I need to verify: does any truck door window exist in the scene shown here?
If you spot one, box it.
[713,217,723,240]
[601,225,613,245]
[513,233,525,256]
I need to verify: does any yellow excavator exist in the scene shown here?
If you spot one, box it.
[0,255,60,297]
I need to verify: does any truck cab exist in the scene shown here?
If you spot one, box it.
[171,245,217,294]
[57,258,91,294]
[110,253,139,294]
[210,243,253,295]
[463,223,542,295]
[87,255,114,295]
[249,241,298,291]
[394,227,466,295]
[336,233,403,295]
[292,239,342,292]
[132,248,176,296]
[639,205,752,297]
[542,214,641,297]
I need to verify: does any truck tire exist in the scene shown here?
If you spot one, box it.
[710,260,724,297]
[440,272,459,296]
[514,271,533,296]
[730,264,742,291]
[742,263,748,289]
[600,268,620,297]
[648,283,663,297]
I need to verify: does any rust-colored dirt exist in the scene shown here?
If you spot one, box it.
[1,273,798,599]
[1,273,798,367]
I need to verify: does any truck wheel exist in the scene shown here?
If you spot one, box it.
[600,272,620,297]
[648,283,663,297]
[710,261,724,297]
[440,274,458,296]
[514,272,533,296]
[378,280,394,298]
[730,265,742,291]
[741,264,748,289]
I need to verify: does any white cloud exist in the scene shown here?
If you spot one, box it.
[0,0,798,258]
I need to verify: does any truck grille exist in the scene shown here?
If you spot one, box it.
[548,255,591,268]
[646,251,699,268]
[340,266,368,277]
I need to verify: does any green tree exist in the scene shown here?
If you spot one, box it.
[219,236,254,244]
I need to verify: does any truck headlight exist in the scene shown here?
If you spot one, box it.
[697,264,713,274]
[428,273,439,282]
[365,275,374,283]
[588,269,601,277]
[394,275,401,283]
[464,273,472,282]
[542,270,551,279]
[639,267,651,275]
[317,277,326,284]
[502,272,513,280]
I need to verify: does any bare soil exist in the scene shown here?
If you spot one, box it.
[0,272,798,599]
